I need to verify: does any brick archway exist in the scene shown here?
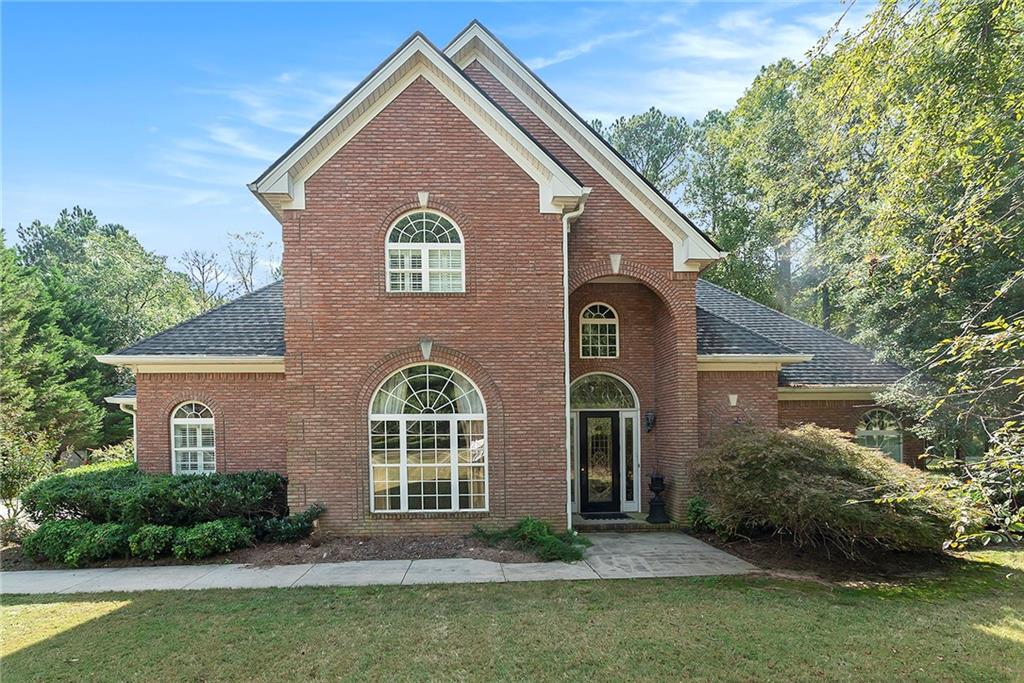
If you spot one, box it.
[568,258,686,314]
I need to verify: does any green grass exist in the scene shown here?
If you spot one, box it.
[2,551,1022,682]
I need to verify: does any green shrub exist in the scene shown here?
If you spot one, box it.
[21,463,287,526]
[690,425,978,557]
[256,504,325,543]
[474,517,592,562]
[686,497,718,534]
[172,518,253,560]
[22,519,131,567]
[128,524,177,560]
[84,439,135,464]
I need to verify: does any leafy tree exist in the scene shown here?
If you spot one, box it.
[17,206,125,271]
[591,108,689,197]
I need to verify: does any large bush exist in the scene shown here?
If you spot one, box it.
[21,462,287,526]
[690,425,976,557]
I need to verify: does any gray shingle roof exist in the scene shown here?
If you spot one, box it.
[110,387,136,399]
[696,309,795,356]
[110,277,907,387]
[111,281,284,357]
[696,279,908,386]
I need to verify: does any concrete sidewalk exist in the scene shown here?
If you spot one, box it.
[0,532,756,595]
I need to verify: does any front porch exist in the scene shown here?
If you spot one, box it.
[572,512,676,532]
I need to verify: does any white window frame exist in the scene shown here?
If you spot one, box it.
[384,210,465,293]
[170,401,216,475]
[855,408,903,462]
[368,364,488,513]
[569,372,641,513]
[579,302,620,359]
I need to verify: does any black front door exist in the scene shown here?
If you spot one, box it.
[579,411,620,513]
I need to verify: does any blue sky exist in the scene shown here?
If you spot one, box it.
[2,1,867,264]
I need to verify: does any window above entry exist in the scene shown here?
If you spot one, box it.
[386,211,465,293]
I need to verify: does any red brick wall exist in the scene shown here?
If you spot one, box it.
[281,76,567,534]
[466,61,702,519]
[697,371,779,447]
[134,372,287,474]
[779,400,925,466]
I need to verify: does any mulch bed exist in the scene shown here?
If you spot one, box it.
[694,530,961,584]
[0,534,536,572]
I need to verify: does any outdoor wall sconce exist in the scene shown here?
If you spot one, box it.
[728,394,739,407]
[644,410,656,432]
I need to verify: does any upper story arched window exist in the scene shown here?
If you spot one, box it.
[580,303,619,358]
[385,211,464,293]
[171,401,215,474]
[855,409,903,462]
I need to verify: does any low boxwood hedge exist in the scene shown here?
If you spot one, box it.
[21,462,287,526]
[19,463,325,566]
[690,424,979,557]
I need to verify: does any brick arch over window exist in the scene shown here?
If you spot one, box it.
[157,391,225,472]
[569,258,685,313]
[354,343,508,519]
[374,198,474,295]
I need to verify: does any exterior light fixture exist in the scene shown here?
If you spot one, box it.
[644,410,656,432]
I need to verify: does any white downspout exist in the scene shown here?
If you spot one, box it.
[562,190,590,530]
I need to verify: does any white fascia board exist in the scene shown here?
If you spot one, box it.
[445,27,726,269]
[251,35,583,218]
[697,354,815,365]
[777,385,886,401]
[96,355,285,374]
[105,396,137,406]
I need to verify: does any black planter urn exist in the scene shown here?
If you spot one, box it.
[646,472,670,524]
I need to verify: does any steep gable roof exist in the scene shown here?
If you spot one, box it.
[445,21,725,271]
[696,279,909,386]
[250,32,586,219]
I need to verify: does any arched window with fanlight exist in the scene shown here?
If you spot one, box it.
[856,409,903,462]
[369,364,486,513]
[171,402,216,474]
[385,211,464,292]
[580,303,619,358]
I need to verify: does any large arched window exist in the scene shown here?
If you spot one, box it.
[580,303,619,358]
[171,402,215,474]
[369,364,486,512]
[856,409,903,462]
[385,211,464,293]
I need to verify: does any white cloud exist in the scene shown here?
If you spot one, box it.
[206,126,278,162]
[525,29,644,70]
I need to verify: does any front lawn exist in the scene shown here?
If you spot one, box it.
[2,550,1021,682]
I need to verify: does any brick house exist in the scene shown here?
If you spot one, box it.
[99,22,915,534]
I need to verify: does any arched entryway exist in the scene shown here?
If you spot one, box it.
[570,373,641,514]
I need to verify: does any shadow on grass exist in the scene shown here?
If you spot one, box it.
[2,554,1022,682]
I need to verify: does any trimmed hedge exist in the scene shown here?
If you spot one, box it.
[19,463,323,566]
[21,462,287,526]
[22,520,132,567]
[172,519,253,560]
[690,425,975,557]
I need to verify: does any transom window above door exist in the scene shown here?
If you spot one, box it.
[385,211,464,293]
[580,303,619,358]
[369,364,487,513]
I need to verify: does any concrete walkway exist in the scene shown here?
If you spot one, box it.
[0,532,755,595]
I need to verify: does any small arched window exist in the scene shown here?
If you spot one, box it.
[580,303,619,358]
[856,409,903,462]
[385,211,464,293]
[171,402,216,474]
[369,364,486,513]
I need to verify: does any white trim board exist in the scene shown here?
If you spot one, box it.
[250,34,585,219]
[96,355,286,374]
[445,23,726,271]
